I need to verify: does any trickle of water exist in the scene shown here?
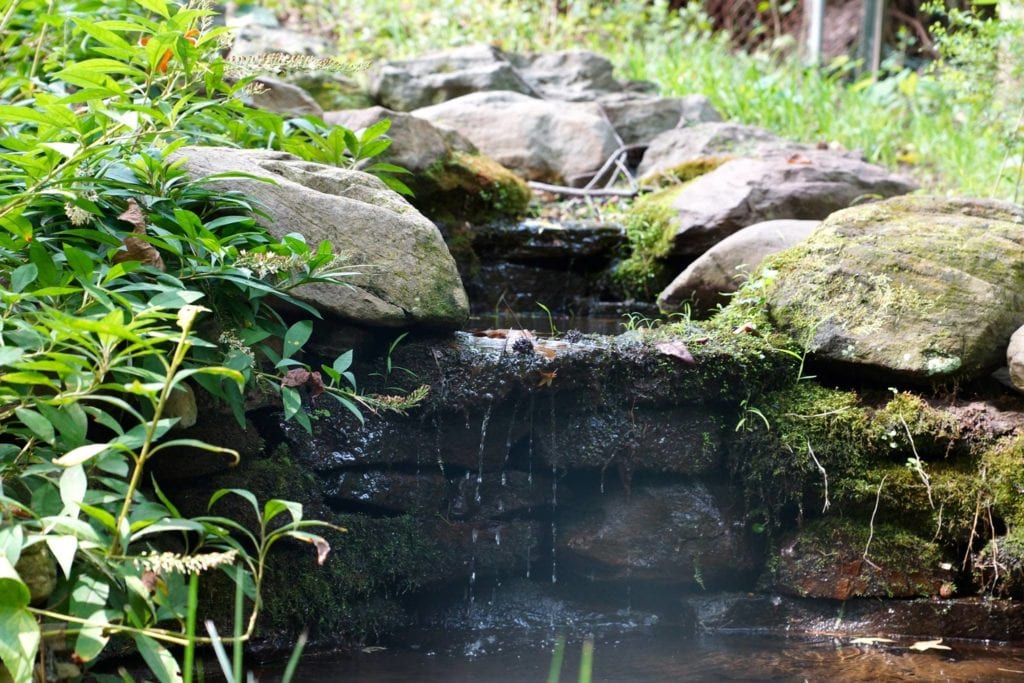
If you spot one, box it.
[500,399,519,489]
[550,395,558,585]
[527,396,535,486]
[433,414,446,477]
[475,400,493,505]
[495,529,502,546]
[472,528,479,543]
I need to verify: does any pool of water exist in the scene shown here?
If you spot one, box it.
[252,580,1024,683]
[270,630,1024,683]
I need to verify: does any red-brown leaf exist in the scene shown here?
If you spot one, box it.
[118,198,147,233]
[655,340,696,366]
[113,235,166,271]
[281,368,311,388]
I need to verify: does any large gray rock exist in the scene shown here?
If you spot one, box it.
[248,77,323,118]
[1007,325,1024,392]
[598,93,722,146]
[653,150,916,256]
[659,219,819,314]
[174,147,469,328]
[637,122,788,181]
[511,49,624,100]
[762,196,1024,382]
[368,45,537,112]
[560,483,759,588]
[413,90,620,186]
[323,106,475,173]
[227,25,333,58]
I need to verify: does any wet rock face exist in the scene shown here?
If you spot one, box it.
[764,520,953,600]
[686,593,1024,642]
[560,483,760,588]
[764,195,1024,382]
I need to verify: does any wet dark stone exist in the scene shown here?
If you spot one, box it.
[685,593,1024,642]
[450,470,551,520]
[534,405,725,475]
[323,470,450,514]
[420,519,540,585]
[560,483,760,588]
[470,219,626,262]
[468,261,610,314]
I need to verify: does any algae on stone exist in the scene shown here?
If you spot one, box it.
[761,195,1024,382]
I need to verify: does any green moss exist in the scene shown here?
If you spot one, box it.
[769,518,947,598]
[980,435,1024,529]
[975,527,1024,597]
[420,151,531,224]
[639,155,732,188]
[612,186,684,298]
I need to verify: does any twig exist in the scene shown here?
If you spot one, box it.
[890,8,937,57]
[900,414,933,509]
[963,498,982,571]
[806,438,830,513]
[527,181,639,197]
[863,474,888,570]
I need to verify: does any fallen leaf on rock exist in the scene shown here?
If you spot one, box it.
[733,322,757,335]
[787,153,813,165]
[909,639,952,652]
[850,637,896,645]
[655,340,696,366]
[537,370,557,387]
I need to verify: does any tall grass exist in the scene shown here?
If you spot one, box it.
[317,0,1024,200]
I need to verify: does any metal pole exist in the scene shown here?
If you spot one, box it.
[805,0,825,66]
[859,0,885,75]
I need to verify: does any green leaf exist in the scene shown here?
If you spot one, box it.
[10,263,37,293]
[72,17,132,49]
[281,385,303,421]
[0,557,31,608]
[360,118,391,142]
[0,604,40,683]
[133,634,183,683]
[63,244,95,279]
[79,503,117,531]
[332,350,353,375]
[54,443,110,467]
[45,535,78,580]
[0,104,55,126]
[0,525,23,568]
[131,0,171,18]
[282,320,312,359]
[37,403,88,449]
[0,347,24,367]
[75,608,112,662]
[14,407,55,445]
[208,488,260,518]
[59,464,87,516]
[263,499,302,525]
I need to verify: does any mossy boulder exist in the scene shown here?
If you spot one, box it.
[763,196,1024,383]
[324,108,530,224]
[765,519,952,599]
[175,146,469,329]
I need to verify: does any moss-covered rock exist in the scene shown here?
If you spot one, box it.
[762,195,1024,383]
[420,151,532,224]
[612,186,685,299]
[764,518,952,599]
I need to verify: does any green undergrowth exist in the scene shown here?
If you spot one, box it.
[612,187,681,299]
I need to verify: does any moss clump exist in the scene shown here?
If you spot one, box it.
[974,527,1024,597]
[980,434,1024,529]
[420,151,531,224]
[639,155,732,189]
[258,514,439,644]
[766,518,949,599]
[612,186,683,298]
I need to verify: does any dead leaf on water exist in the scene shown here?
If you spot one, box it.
[655,340,696,366]
[850,637,896,645]
[908,639,952,652]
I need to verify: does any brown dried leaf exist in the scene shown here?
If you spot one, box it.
[655,340,696,366]
[117,198,147,233]
[535,346,557,360]
[313,537,330,566]
[537,370,557,387]
[113,235,166,271]
[308,370,325,400]
[787,153,812,165]
[281,368,311,388]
